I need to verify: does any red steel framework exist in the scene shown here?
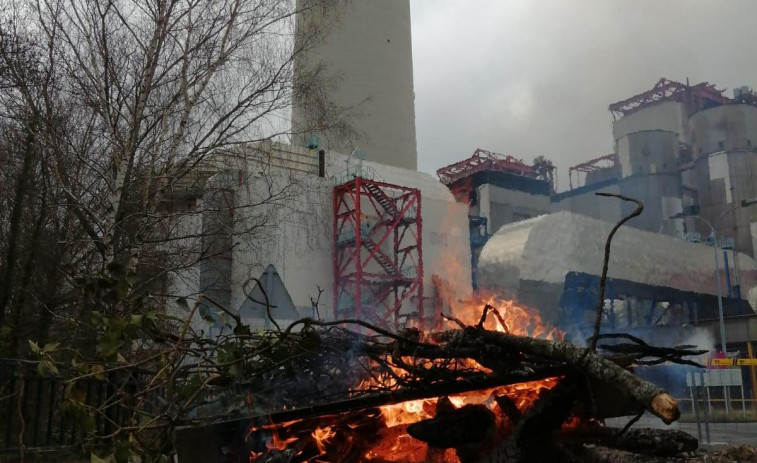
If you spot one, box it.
[568,154,618,189]
[436,148,538,186]
[333,176,423,330]
[608,78,733,119]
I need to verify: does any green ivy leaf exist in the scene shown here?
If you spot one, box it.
[125,272,139,287]
[43,342,60,353]
[28,340,41,354]
[96,333,122,359]
[130,314,143,327]
[65,384,86,403]
[217,343,239,365]
[38,360,59,377]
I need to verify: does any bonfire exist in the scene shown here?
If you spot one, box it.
[241,292,703,463]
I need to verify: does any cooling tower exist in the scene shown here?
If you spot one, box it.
[292,0,418,170]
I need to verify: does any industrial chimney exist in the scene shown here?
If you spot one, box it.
[292,0,418,170]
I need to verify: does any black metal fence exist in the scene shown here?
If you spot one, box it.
[0,362,141,453]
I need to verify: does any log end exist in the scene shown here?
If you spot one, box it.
[651,393,679,424]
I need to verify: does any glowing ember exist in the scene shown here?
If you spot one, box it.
[250,295,565,463]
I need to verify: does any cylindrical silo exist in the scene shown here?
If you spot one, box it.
[690,104,757,157]
[615,130,683,234]
[292,0,418,170]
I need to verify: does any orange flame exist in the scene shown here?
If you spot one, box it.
[311,426,336,455]
[266,433,298,451]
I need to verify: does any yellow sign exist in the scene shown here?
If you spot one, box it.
[711,358,735,366]
[737,358,757,366]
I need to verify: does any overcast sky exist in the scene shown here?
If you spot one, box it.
[410,1,757,191]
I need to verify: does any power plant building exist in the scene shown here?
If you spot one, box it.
[553,78,757,259]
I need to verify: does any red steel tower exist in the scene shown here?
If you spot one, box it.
[333,176,423,329]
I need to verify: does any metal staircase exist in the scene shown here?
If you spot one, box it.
[364,182,399,218]
[361,237,400,276]
[333,176,424,329]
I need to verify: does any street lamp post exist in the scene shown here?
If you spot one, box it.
[671,198,757,354]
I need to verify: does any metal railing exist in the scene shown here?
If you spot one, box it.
[332,164,385,186]
[0,363,149,453]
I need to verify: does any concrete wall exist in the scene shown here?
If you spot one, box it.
[616,130,679,178]
[692,150,757,258]
[551,182,623,225]
[165,211,203,330]
[478,184,550,234]
[612,101,689,144]
[550,175,683,236]
[618,174,683,235]
[291,0,418,170]
[691,104,757,157]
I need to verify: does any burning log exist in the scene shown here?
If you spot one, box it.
[245,364,565,427]
[492,375,580,463]
[407,403,496,451]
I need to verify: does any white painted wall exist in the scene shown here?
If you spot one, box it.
[708,152,732,204]
[169,144,471,330]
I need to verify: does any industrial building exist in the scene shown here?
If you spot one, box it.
[553,78,757,259]
[436,79,757,374]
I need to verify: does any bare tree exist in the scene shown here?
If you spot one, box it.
[0,0,345,342]
[0,1,354,459]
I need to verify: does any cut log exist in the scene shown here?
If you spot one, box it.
[499,376,579,463]
[577,446,671,463]
[469,329,680,424]
[493,394,522,424]
[558,427,697,457]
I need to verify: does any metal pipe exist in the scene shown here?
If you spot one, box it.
[712,230,727,352]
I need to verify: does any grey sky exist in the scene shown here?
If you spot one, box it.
[410,1,757,191]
